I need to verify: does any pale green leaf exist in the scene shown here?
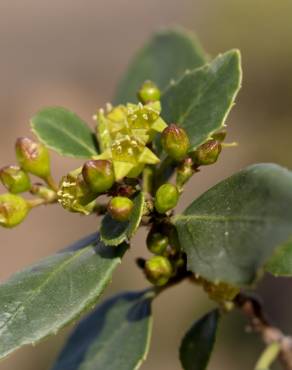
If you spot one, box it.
[180,310,219,370]
[31,107,98,158]
[52,290,153,370]
[0,233,127,360]
[174,164,292,286]
[100,192,145,246]
[114,28,207,104]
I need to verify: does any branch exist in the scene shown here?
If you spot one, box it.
[235,293,292,370]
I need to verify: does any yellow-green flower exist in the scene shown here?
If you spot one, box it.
[126,101,167,142]
[95,101,167,153]
[96,135,160,181]
[94,101,166,181]
[57,168,97,215]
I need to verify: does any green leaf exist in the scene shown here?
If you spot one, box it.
[265,239,292,276]
[0,233,127,360]
[100,192,145,246]
[180,309,219,370]
[31,107,98,158]
[161,50,242,151]
[52,290,153,370]
[114,28,207,104]
[174,163,292,286]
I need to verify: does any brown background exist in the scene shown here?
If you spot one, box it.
[1,1,292,369]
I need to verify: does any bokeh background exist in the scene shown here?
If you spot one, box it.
[1,1,292,369]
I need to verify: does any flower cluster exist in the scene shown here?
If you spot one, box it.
[0,80,226,287]
[0,138,56,227]
[94,101,167,180]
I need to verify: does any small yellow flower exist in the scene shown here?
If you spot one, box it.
[57,168,97,215]
[96,135,160,181]
[94,101,166,181]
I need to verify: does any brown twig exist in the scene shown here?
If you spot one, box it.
[235,293,292,370]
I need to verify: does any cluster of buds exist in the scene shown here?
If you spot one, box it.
[0,80,232,292]
[0,137,57,228]
[144,224,185,286]
[57,81,169,218]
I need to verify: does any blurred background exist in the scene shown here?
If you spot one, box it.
[1,0,292,369]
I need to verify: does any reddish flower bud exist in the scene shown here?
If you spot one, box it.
[15,137,50,178]
[108,196,134,222]
[0,165,31,193]
[212,130,227,142]
[0,193,30,228]
[161,124,190,161]
[191,140,222,166]
[82,160,114,193]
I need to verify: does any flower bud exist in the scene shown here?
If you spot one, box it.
[191,140,222,166]
[58,169,97,215]
[154,183,179,214]
[0,193,30,228]
[146,229,169,255]
[212,130,227,142]
[108,196,134,222]
[0,165,31,193]
[176,157,194,189]
[82,160,114,193]
[161,124,190,162]
[137,80,161,103]
[145,256,173,286]
[15,137,50,178]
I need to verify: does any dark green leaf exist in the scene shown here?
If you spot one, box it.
[100,192,145,246]
[52,290,153,370]
[0,233,127,360]
[265,239,292,276]
[161,50,242,151]
[180,309,219,370]
[114,28,207,104]
[174,164,292,286]
[31,107,98,158]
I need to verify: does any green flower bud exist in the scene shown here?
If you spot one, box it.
[154,183,179,214]
[0,193,30,228]
[176,157,194,189]
[0,165,31,193]
[108,196,134,222]
[145,256,173,286]
[15,137,50,178]
[58,169,96,215]
[82,160,114,193]
[137,80,161,103]
[191,140,222,166]
[146,230,169,255]
[161,124,190,162]
[212,130,227,142]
